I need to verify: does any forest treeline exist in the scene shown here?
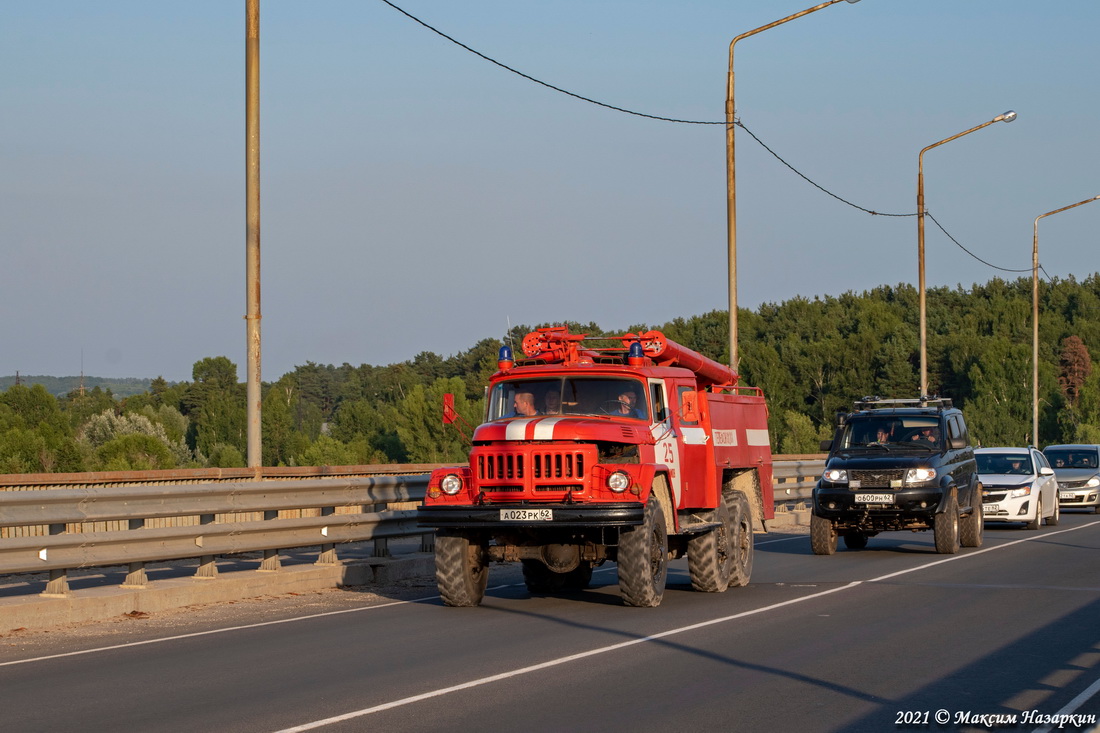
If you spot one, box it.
[2,275,1098,474]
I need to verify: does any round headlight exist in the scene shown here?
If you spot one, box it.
[607,471,631,492]
[823,469,848,483]
[440,474,463,495]
[906,467,937,483]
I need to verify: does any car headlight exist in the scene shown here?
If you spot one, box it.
[822,469,848,483]
[1009,486,1032,498]
[440,474,464,495]
[1087,476,1100,488]
[607,471,631,492]
[905,467,937,483]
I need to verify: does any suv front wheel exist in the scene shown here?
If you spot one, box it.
[810,513,838,555]
[934,490,961,554]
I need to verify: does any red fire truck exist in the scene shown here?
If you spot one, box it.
[417,326,773,607]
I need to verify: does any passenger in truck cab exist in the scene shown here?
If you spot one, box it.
[505,391,540,418]
[543,389,562,414]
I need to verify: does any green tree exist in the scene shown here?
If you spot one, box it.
[95,433,175,471]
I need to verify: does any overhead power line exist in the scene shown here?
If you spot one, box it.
[379,0,1037,277]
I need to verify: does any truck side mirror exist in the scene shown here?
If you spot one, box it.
[949,436,967,450]
[681,391,700,423]
[820,439,834,452]
[443,393,457,425]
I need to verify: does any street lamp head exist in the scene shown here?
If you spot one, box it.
[845,0,862,3]
[997,110,1018,123]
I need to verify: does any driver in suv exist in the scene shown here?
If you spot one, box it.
[811,396,982,555]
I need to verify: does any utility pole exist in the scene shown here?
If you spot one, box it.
[245,0,263,471]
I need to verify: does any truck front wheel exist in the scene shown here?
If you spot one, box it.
[617,493,668,607]
[435,532,489,607]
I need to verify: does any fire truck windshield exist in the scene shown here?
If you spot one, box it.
[488,377,649,421]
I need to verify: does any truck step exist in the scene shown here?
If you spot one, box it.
[678,521,722,535]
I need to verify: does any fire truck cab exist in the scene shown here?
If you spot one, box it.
[417,326,773,607]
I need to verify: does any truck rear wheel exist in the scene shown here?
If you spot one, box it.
[810,513,838,555]
[687,498,733,593]
[617,492,668,607]
[435,532,489,607]
[727,491,753,587]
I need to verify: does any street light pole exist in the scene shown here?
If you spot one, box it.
[916,110,1016,397]
[726,0,861,372]
[1032,195,1100,444]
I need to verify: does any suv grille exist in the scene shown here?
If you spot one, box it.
[850,469,905,488]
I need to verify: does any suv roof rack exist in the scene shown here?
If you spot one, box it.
[853,395,953,411]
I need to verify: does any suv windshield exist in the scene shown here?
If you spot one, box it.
[976,453,1032,475]
[1044,448,1099,470]
[488,377,649,421]
[840,416,941,449]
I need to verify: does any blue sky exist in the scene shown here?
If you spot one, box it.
[3,1,1097,381]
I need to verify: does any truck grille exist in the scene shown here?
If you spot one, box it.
[473,446,594,497]
[850,469,905,488]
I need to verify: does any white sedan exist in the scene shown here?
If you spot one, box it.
[976,447,1059,529]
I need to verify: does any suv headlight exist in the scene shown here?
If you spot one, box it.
[440,473,464,495]
[822,469,848,483]
[1009,486,1033,498]
[1087,476,1100,488]
[607,471,631,492]
[905,467,937,483]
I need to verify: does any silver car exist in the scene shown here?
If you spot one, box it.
[1043,444,1100,513]
[975,447,1059,529]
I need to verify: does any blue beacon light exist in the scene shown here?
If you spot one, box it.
[498,345,514,371]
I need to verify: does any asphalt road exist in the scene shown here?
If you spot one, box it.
[3,515,1100,733]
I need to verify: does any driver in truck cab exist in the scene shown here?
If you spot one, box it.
[505,391,540,418]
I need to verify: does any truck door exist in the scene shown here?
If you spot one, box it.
[649,379,682,506]
[674,383,714,507]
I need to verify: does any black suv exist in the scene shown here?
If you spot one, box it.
[811,397,982,555]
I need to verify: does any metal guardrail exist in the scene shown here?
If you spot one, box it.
[0,458,825,596]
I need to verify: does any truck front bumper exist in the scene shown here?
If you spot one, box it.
[417,502,644,530]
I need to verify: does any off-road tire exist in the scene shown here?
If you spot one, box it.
[435,532,489,607]
[1026,496,1042,531]
[687,499,733,593]
[728,491,754,587]
[1047,497,1060,526]
[843,532,868,550]
[810,513,838,555]
[934,491,961,554]
[618,492,668,607]
[960,488,984,548]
